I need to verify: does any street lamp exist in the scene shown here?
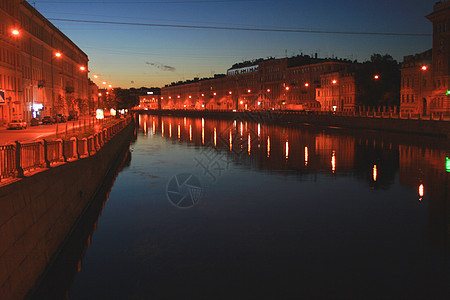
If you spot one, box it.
[11,29,20,121]
[51,52,62,115]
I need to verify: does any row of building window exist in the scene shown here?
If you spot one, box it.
[0,74,19,91]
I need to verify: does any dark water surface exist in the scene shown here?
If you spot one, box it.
[52,115,449,299]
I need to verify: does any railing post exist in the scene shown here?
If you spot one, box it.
[15,141,24,178]
[75,137,80,159]
[62,139,68,162]
[43,139,51,168]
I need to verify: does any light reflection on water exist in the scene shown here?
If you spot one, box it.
[67,114,449,299]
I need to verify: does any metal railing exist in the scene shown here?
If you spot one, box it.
[0,116,132,182]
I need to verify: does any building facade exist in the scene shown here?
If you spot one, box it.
[0,0,89,124]
[161,56,358,112]
[400,1,450,116]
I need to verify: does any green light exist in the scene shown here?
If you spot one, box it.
[446,157,450,173]
[446,90,450,96]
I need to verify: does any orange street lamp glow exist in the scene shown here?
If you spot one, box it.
[304,83,309,87]
[201,93,205,97]
[93,74,99,78]
[213,92,217,96]
[98,93,102,96]
[266,89,271,93]
[332,79,337,84]
[102,81,107,85]
[55,52,62,57]
[247,89,251,93]
[229,91,232,95]
[421,65,428,71]
[285,86,290,91]
[12,29,20,36]
[374,75,379,80]
[108,85,112,88]
[189,95,192,99]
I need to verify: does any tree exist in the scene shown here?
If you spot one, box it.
[114,88,139,109]
[355,54,401,108]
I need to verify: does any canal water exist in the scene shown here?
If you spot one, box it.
[39,114,449,299]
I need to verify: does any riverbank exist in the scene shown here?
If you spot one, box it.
[136,110,450,138]
[0,117,136,300]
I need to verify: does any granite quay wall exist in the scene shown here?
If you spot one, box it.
[138,110,450,138]
[0,116,135,300]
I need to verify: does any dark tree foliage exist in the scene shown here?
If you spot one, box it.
[114,88,139,109]
[355,54,401,107]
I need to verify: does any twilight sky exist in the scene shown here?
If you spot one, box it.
[32,0,436,88]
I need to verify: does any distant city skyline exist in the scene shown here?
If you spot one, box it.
[32,0,437,88]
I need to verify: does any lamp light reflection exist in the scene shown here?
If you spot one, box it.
[373,165,377,181]
[331,150,336,173]
[152,121,155,135]
[418,184,424,200]
[178,124,181,140]
[248,133,251,155]
[169,123,172,138]
[189,125,192,141]
[285,141,289,159]
[229,129,233,151]
[267,136,271,158]
[304,146,309,166]
[214,128,217,147]
[161,121,164,137]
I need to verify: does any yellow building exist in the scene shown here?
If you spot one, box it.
[0,0,89,124]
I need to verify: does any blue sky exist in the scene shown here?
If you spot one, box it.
[32,0,436,88]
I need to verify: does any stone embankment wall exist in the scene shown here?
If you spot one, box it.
[0,119,135,300]
[141,110,450,138]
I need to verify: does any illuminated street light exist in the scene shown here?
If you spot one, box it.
[266,89,271,93]
[374,75,380,80]
[285,86,290,91]
[421,65,428,71]
[332,79,337,84]
[55,52,62,57]
[98,93,102,96]
[80,66,86,71]
[247,89,251,93]
[11,29,20,36]
[229,91,232,95]
[304,83,309,87]
[213,92,217,96]
[108,85,112,88]
[240,101,244,105]
[102,81,107,85]
[93,74,99,78]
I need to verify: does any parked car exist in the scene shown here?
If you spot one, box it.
[42,116,55,124]
[30,118,40,126]
[7,119,27,129]
[68,111,79,121]
[54,114,67,123]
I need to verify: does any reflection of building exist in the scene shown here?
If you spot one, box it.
[398,144,450,249]
[0,1,89,123]
[400,1,450,116]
